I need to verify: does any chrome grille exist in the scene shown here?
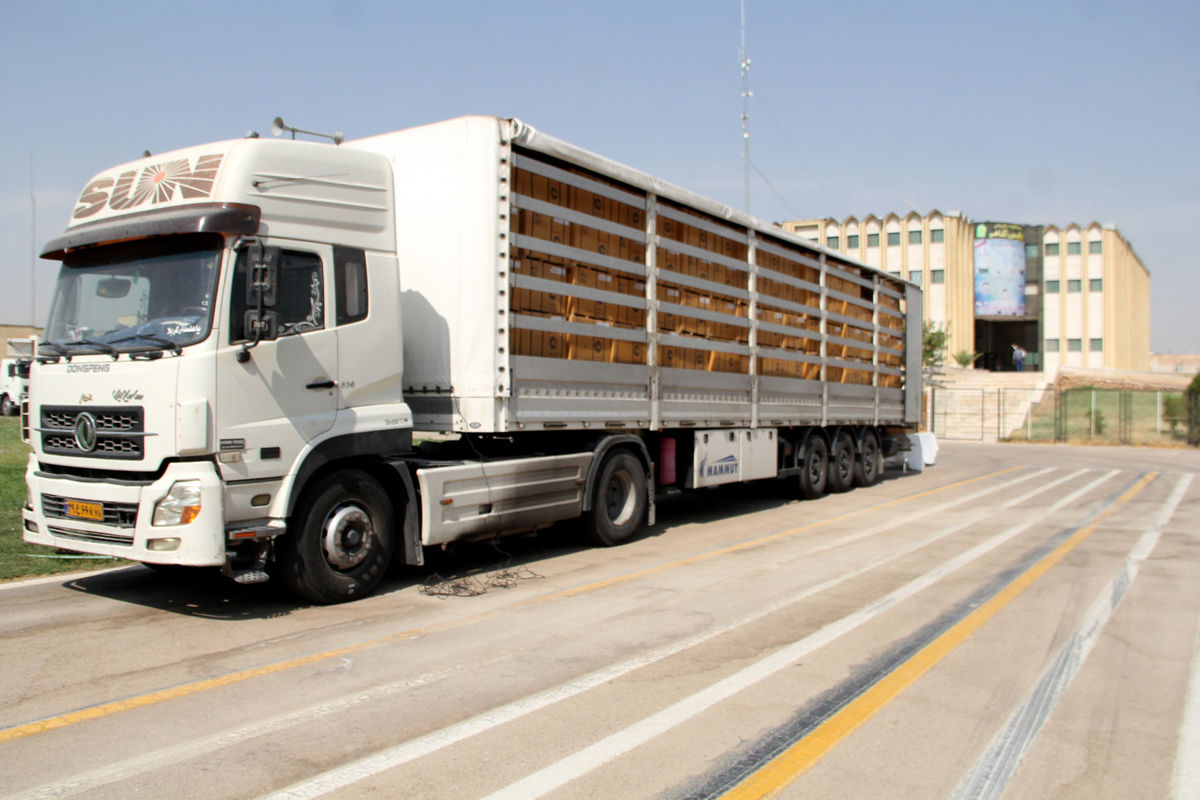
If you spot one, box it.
[47,526,134,546]
[40,406,145,460]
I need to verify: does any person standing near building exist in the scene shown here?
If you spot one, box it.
[1012,343,1026,372]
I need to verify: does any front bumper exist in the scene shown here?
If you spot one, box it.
[22,457,228,566]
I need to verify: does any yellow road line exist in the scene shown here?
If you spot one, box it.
[718,471,1157,800]
[0,465,1023,744]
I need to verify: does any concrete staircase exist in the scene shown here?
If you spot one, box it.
[926,367,1054,442]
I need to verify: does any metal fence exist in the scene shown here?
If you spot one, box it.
[930,387,1194,446]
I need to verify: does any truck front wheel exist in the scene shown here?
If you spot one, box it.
[279,469,395,604]
[0,394,14,417]
[582,451,648,546]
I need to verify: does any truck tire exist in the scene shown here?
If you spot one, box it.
[0,394,13,417]
[279,469,395,604]
[853,429,882,487]
[828,431,856,493]
[582,451,648,546]
[798,435,829,499]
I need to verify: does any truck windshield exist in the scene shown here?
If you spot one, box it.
[43,233,222,356]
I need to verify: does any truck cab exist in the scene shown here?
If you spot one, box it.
[22,137,413,600]
[1,357,29,417]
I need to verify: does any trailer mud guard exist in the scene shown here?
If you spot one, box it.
[382,457,423,566]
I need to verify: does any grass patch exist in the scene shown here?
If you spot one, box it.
[0,417,122,581]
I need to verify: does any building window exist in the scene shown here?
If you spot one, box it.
[1089,338,1103,351]
[908,230,922,245]
[1025,244,1038,259]
[1067,242,1082,255]
[868,233,880,248]
[1045,339,1060,352]
[1068,338,1082,352]
[826,235,839,250]
[847,234,860,248]
[931,269,945,284]
[1068,279,1082,292]
[1089,240,1102,254]
[909,270,922,285]
[887,231,901,246]
[1046,280,1060,292]
[1089,278,1103,291]
[1046,243,1060,256]
[931,229,944,243]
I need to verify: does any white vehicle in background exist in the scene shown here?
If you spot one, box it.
[20,115,922,604]
[1,355,30,417]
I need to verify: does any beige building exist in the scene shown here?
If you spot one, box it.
[781,213,1151,373]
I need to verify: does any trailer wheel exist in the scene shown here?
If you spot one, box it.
[279,469,395,604]
[798,435,829,499]
[0,394,13,417]
[853,429,882,487]
[582,451,647,546]
[828,432,856,493]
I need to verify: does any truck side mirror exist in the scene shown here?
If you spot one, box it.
[245,244,280,308]
[243,310,278,341]
[237,241,281,363]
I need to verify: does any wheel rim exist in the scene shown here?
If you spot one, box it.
[836,441,853,482]
[807,447,826,485]
[604,469,637,526]
[321,503,374,571]
[863,438,878,480]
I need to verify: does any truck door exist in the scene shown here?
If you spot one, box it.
[215,242,339,479]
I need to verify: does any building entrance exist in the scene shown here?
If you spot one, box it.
[975,318,1039,372]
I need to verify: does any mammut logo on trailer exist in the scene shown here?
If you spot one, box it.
[701,455,739,478]
[72,154,224,220]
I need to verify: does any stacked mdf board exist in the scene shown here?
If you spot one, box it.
[510,155,649,365]
[507,148,906,390]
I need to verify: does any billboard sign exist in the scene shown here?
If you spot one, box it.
[974,222,1026,316]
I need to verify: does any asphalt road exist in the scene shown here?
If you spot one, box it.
[1,441,1198,800]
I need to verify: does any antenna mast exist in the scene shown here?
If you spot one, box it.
[740,0,751,214]
[30,153,36,327]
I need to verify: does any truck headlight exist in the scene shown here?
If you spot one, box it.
[153,481,202,526]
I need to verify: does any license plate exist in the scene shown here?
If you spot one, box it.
[66,500,104,521]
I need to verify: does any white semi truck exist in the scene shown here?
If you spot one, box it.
[21,116,922,603]
[1,357,29,417]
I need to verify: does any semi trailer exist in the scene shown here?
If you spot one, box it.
[21,115,922,603]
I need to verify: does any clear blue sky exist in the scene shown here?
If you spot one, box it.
[1,0,1196,353]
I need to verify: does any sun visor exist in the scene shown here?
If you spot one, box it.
[41,203,261,260]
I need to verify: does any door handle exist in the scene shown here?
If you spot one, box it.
[306,379,336,390]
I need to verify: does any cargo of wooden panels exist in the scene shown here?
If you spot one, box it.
[508,152,908,388]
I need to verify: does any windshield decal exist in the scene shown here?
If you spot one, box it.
[73,154,224,221]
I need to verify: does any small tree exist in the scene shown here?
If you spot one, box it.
[922,321,947,375]
[953,350,982,368]
[1163,394,1184,434]
[1187,372,1200,447]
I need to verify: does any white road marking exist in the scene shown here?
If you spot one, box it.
[954,474,1192,800]
[256,469,1111,800]
[1173,476,1200,800]
[5,468,1054,800]
[475,470,1119,800]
